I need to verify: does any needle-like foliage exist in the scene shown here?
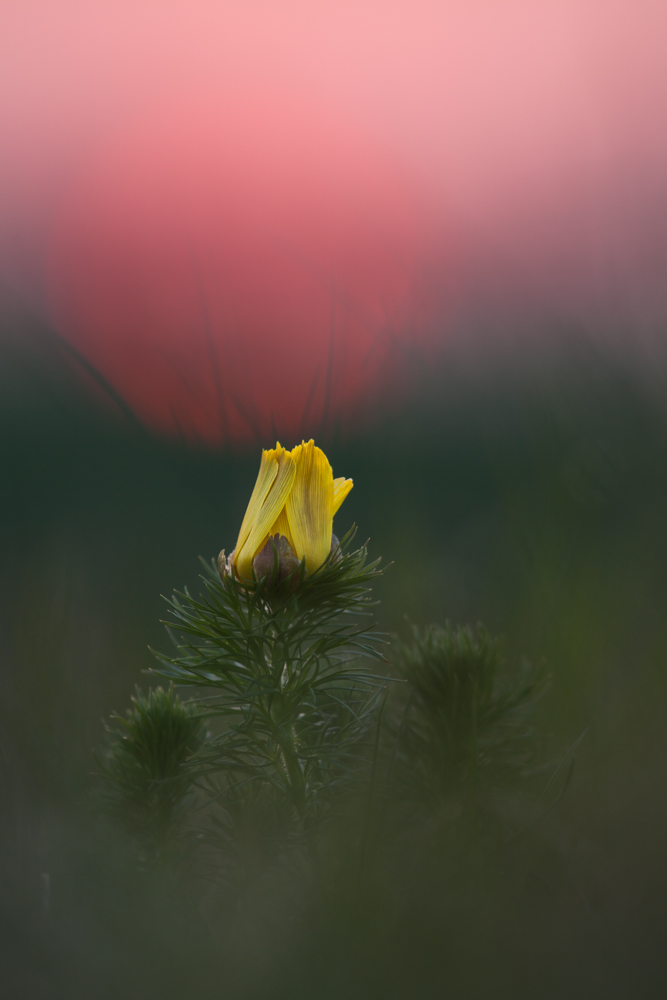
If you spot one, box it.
[97,685,204,865]
[97,538,557,885]
[151,529,387,823]
[391,623,547,800]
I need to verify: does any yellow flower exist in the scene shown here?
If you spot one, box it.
[230,440,353,582]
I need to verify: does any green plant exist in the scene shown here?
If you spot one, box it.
[391,623,547,801]
[97,685,204,864]
[151,530,386,829]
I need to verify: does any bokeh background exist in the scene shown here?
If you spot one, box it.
[2,2,667,997]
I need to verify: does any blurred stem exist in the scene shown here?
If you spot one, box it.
[282,734,306,818]
[269,686,307,817]
[358,687,389,885]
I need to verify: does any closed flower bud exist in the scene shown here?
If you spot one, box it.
[230,440,353,583]
[251,533,301,584]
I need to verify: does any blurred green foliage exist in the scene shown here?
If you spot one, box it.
[97,686,204,865]
[391,623,546,795]
[2,309,667,997]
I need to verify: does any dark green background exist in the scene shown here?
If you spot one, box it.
[2,301,666,998]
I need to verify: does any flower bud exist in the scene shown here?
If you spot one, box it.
[229,440,353,583]
[252,533,301,584]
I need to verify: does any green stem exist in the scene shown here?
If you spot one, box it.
[358,687,389,887]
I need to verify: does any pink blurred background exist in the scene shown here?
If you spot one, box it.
[2,0,667,445]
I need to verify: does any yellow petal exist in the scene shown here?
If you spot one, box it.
[235,445,296,580]
[253,506,297,563]
[285,440,334,574]
[234,446,281,557]
[332,476,353,516]
[266,507,296,552]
